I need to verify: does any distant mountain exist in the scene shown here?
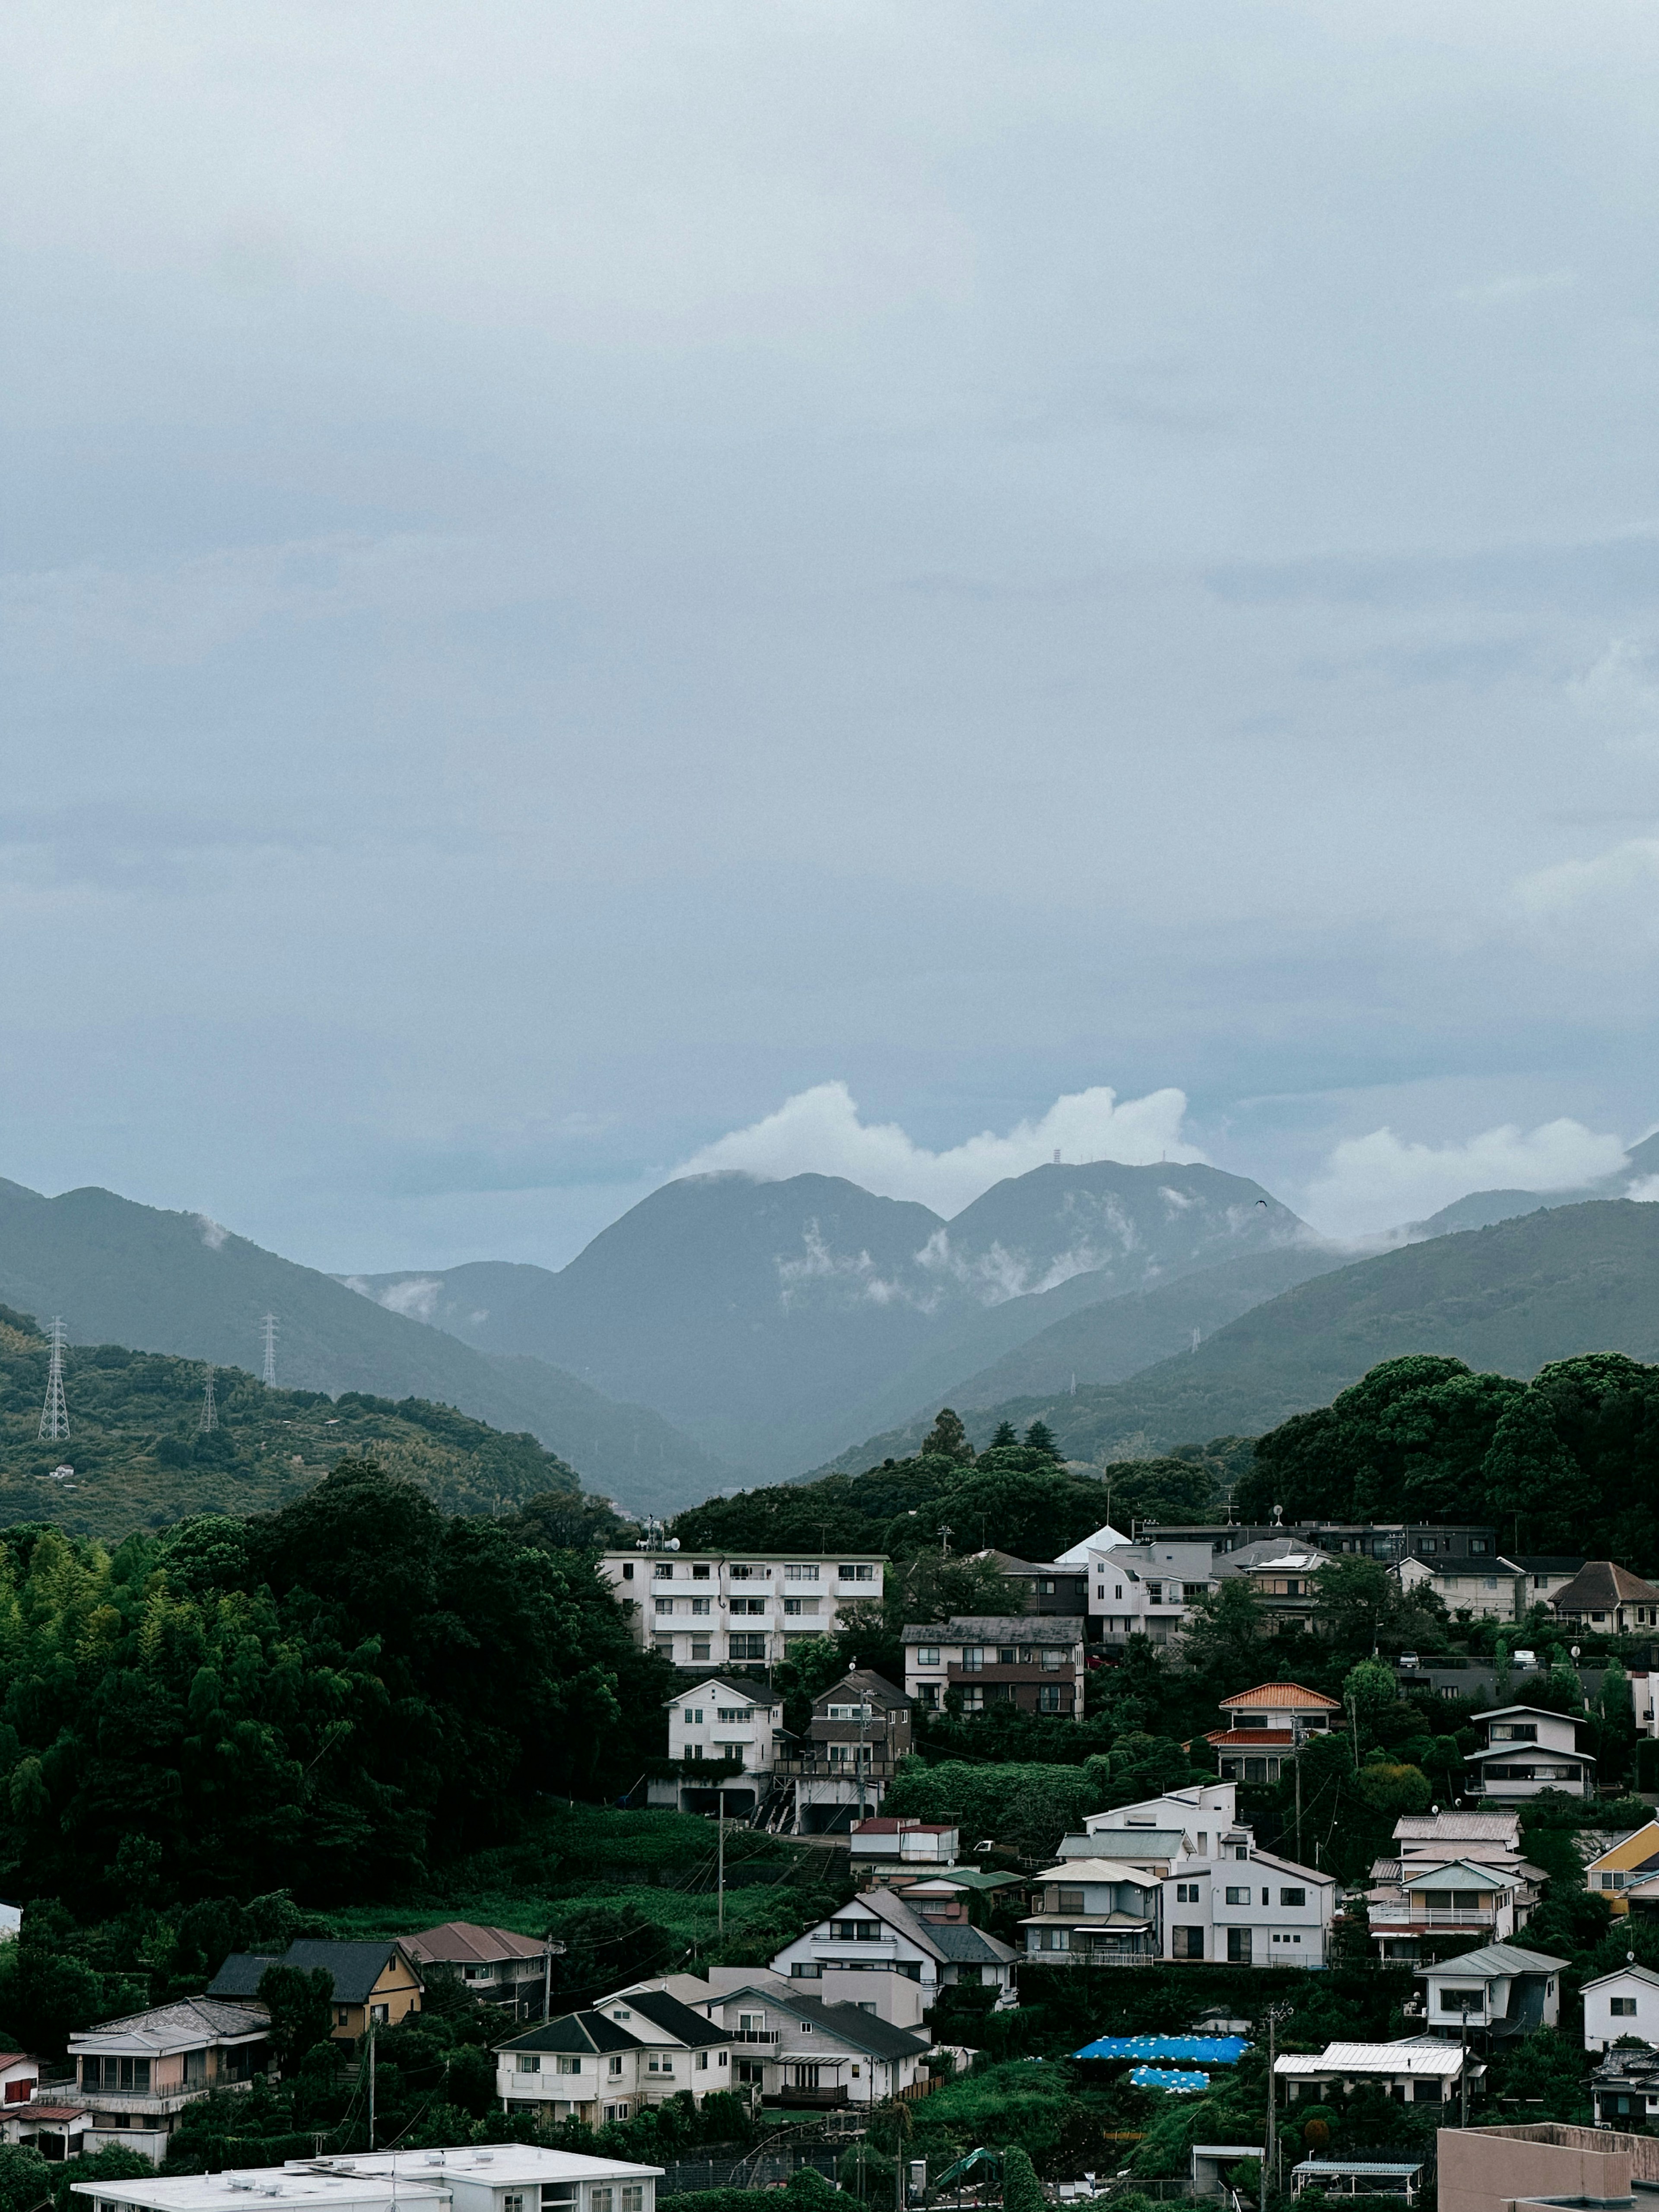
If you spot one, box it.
[0,1179,723,1516]
[1405,1129,1659,1239]
[354,1160,1312,1471]
[818,1198,1659,1472]
[0,1304,610,1541]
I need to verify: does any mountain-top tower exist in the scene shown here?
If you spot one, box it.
[261,1313,277,1387]
[199,1363,216,1433]
[38,1317,69,1441]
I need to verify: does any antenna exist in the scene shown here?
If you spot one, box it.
[199,1363,217,1433]
[38,1318,69,1441]
[261,1313,278,1387]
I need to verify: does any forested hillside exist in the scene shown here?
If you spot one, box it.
[0,1307,623,1538]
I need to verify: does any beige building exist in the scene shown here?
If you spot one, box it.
[1438,2120,1659,2212]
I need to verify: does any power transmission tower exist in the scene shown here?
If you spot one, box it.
[199,1363,217,1433]
[38,1318,69,1441]
[261,1313,278,1387]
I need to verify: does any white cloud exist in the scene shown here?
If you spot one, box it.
[676,1080,1202,1219]
[195,1214,228,1249]
[1627,1176,1659,1203]
[1302,1118,1628,1239]
[1516,838,1659,939]
[1453,270,1575,307]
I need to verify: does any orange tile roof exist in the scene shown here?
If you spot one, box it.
[1206,1728,1297,1746]
[1218,1683,1342,1711]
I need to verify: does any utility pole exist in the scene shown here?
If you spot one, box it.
[1293,1717,1303,1864]
[1459,1999,1471,2129]
[543,1935,553,2022]
[857,1684,870,1827]
[1262,2004,1292,2212]
[38,1317,70,1441]
[717,1788,726,1937]
[368,2024,377,2151]
[262,1313,278,1387]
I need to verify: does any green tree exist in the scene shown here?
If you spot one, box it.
[0,2145,51,2212]
[1023,1421,1060,1461]
[1001,2147,1045,2212]
[919,1410,976,1464]
[989,1423,1019,1449]
[1482,1394,1586,1552]
[1181,1578,1267,1689]
[1342,1659,1398,1748]
[1595,1658,1638,1787]
[257,1964,335,2075]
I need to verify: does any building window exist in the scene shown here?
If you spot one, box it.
[839,1564,875,1581]
[1469,1538,1490,1554]
[655,1599,675,1616]
[1176,1883,1201,1903]
[693,1564,711,1580]
[691,1640,711,1660]
[730,1634,768,1660]
[691,1599,711,1616]
[1280,1888,1306,1908]
[1225,1886,1250,1905]
[622,2193,644,2212]
[916,1646,940,1666]
[556,2056,582,2075]
[610,2056,625,2076]
[516,2055,542,2074]
[603,2104,630,2122]
[1227,1928,1253,1964]
[716,1707,753,1723]
[792,1962,822,1978]
[506,2194,525,2212]
[654,1564,674,1580]
[783,1599,820,1616]
[960,1647,984,1671]
[1040,1647,1063,1671]
[1172,1927,1204,1959]
[1439,1988,1483,2014]
[784,1564,820,1582]
[1611,1997,1640,2016]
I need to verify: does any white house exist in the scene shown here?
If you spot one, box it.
[1275,2040,1479,2107]
[70,2148,664,2212]
[1583,1964,1659,2054]
[848,1818,958,1872]
[1083,1539,1216,1645]
[1397,1554,1526,1622]
[1417,1942,1567,2045]
[680,1982,933,2109]
[1465,1707,1594,1802]
[497,1993,733,2126]
[902,1617,1085,1719]
[599,1550,884,1669]
[651,1678,785,1817]
[1161,1844,1336,1967]
[1036,1825,1335,1966]
[1084,1782,1239,1857]
[769,1885,1017,2007]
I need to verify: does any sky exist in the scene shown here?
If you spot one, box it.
[7,0,1659,1265]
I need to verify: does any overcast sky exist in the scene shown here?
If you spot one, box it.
[7,0,1659,1266]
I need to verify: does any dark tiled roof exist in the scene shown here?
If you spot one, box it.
[497,2012,641,2055]
[1553,1561,1659,1612]
[272,1940,419,2005]
[207,1953,279,1999]
[617,1990,729,2047]
[786,1996,931,2059]
[927,1923,1015,1965]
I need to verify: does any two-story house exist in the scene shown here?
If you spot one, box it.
[969,1551,1089,1621]
[1080,1539,1216,1646]
[1583,1963,1659,2053]
[1206,1683,1341,1783]
[598,1550,884,1670]
[1586,1822,1659,1911]
[209,1940,424,2040]
[1083,1782,1239,1858]
[1465,1705,1595,1801]
[1039,1818,1334,1965]
[1213,1540,1334,1636]
[1397,1553,1528,1623]
[680,1983,932,2108]
[1367,1811,1544,1961]
[649,1678,785,1817]
[901,1616,1085,1717]
[402,1923,556,2015]
[497,1992,732,2126]
[1417,1942,1567,2047]
[777,1670,912,1834]
[769,1884,1016,2007]
[1551,1562,1659,1636]
[68,1998,270,2163]
[1019,1857,1164,1964]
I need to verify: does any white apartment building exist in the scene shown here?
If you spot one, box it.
[1033,1820,1335,1967]
[72,2149,662,2212]
[600,1550,884,1670]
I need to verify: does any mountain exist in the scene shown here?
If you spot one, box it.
[0,1179,723,1516]
[0,1305,613,1540]
[353,1160,1312,1471]
[1405,1130,1659,1238]
[817,1198,1659,1471]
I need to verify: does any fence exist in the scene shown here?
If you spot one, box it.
[659,2148,842,2196]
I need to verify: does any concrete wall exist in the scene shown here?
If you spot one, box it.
[1438,2121,1659,2212]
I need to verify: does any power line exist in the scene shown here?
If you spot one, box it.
[38,1318,69,1441]
[261,1313,278,1387]
[199,1363,217,1433]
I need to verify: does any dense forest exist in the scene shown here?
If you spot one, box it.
[0,1307,623,1538]
[0,1461,671,1910]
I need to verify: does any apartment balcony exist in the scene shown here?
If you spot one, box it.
[764,2087,850,2109]
[946,1662,1076,1684]
[729,2031,780,2045]
[1369,1907,1497,1930]
[774,1756,898,1779]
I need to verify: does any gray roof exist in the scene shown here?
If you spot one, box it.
[207,1953,278,1999]
[785,1996,931,2059]
[1058,1829,1185,1860]
[901,1617,1081,1643]
[927,1923,1016,1965]
[1419,1942,1568,1978]
[665,1678,783,1708]
[215,1939,420,2005]
[71,1998,268,2053]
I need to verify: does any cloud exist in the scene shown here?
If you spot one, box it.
[195,1214,228,1250]
[1514,838,1659,949]
[1302,1118,1628,1239]
[1453,270,1575,308]
[676,1080,1201,1218]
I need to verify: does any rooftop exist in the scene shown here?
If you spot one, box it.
[1418,1941,1568,1977]
[1395,1812,1521,1840]
[1218,1683,1343,1711]
[1275,2039,1469,2079]
[900,1617,1082,1643]
[70,1998,268,2053]
[1552,1561,1659,1611]
[401,1924,548,1968]
[665,1679,783,1708]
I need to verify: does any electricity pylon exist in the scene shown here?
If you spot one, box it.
[38,1318,69,1441]
[261,1313,278,1387]
[199,1363,217,1433]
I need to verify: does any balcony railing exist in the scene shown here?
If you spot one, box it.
[764,2087,850,2109]
[774,1757,899,1778]
[730,2031,780,2045]
[1370,1908,1497,1928]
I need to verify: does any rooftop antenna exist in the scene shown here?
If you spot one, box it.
[38,1317,69,1441]
[261,1313,278,1386]
[199,1363,217,1433]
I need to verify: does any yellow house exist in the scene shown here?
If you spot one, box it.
[1585,1821,1659,1915]
[208,1939,424,2039]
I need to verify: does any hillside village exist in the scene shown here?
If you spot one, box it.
[6,1398,1659,2212]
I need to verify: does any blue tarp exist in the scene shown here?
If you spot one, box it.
[1129,2066,1210,2094]
[1074,2035,1249,2064]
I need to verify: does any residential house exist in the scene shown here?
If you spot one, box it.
[848,1818,957,1875]
[1439,2118,1659,2212]
[67,1998,270,2163]
[1465,1706,1594,1801]
[497,1993,732,2126]
[0,2053,39,2111]
[1207,1683,1341,1783]
[1,2095,87,2161]
[902,1617,1085,1718]
[769,1884,1017,2007]
[1508,1557,1589,1612]
[969,1551,1089,1621]
[1589,2045,1659,2126]
[1084,1782,1239,1858]
[1551,1561,1659,1636]
[1274,2040,1479,2107]
[776,1670,912,1835]
[1176,1521,1501,1569]
[1584,1821,1659,1913]
[679,1982,932,2108]
[1367,1809,1543,1961]
[1583,1963,1659,2053]
[651,1678,784,1817]
[1397,1553,1527,1623]
[1057,1829,1193,1876]
[1019,1857,1165,1965]
[1213,1540,1334,1636]
[208,1939,423,2040]
[1036,1824,1335,1966]
[1417,1942,1567,2047]
[67,2148,667,2212]
[1081,1539,1216,1646]
[598,1549,884,1670]
[606,1962,931,2032]
[402,1924,556,2015]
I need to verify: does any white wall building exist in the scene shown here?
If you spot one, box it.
[1465,1707,1595,1802]
[1583,1964,1659,2054]
[679,1982,933,2109]
[71,2150,663,2212]
[1417,1943,1567,2045]
[770,1886,1017,2007]
[1084,1783,1239,1857]
[599,1551,884,1670]
[1083,1540,1216,1644]
[1033,1823,1335,1967]
[497,1994,734,2126]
